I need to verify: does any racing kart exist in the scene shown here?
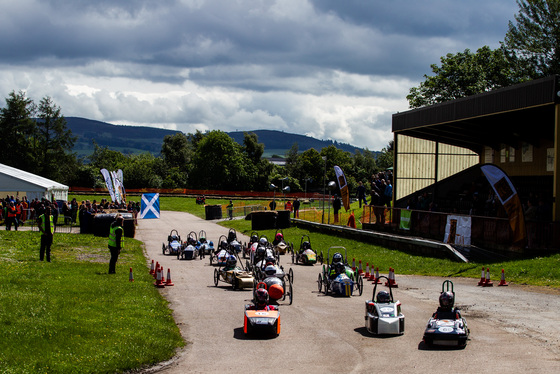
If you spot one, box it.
[253,262,294,305]
[178,231,200,260]
[423,280,469,348]
[365,275,404,335]
[292,235,323,265]
[197,230,214,258]
[227,228,243,254]
[272,229,293,255]
[162,229,183,256]
[317,246,363,297]
[243,231,260,259]
[243,296,281,337]
[247,236,279,273]
[209,235,232,266]
[213,253,255,290]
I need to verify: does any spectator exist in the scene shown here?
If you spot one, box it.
[357,181,367,208]
[108,215,124,274]
[269,200,277,211]
[333,194,342,224]
[293,198,300,218]
[38,206,54,262]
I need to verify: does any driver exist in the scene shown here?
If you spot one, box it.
[434,291,460,319]
[329,253,345,279]
[376,290,391,303]
[273,232,284,245]
[249,288,277,311]
[264,265,278,278]
[223,255,238,271]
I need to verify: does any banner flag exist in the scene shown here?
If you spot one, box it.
[111,170,121,204]
[334,165,350,211]
[443,215,472,245]
[100,168,116,202]
[140,193,160,219]
[481,164,526,243]
[400,209,411,230]
[114,169,126,204]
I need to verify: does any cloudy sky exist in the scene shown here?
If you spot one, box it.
[0,0,520,151]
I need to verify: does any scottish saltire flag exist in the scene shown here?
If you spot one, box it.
[140,193,160,219]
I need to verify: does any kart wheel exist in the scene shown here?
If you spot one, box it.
[289,268,294,284]
[319,251,324,265]
[357,275,364,296]
[177,252,180,260]
[323,274,329,295]
[162,244,166,255]
[213,269,219,287]
[317,273,323,292]
[288,282,293,305]
[232,277,238,291]
[291,251,295,264]
[210,255,213,265]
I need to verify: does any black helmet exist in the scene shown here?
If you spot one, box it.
[265,256,276,265]
[377,290,391,303]
[332,252,343,264]
[302,241,310,250]
[251,234,258,243]
[439,291,454,309]
[226,255,237,268]
[336,262,345,274]
[255,288,269,305]
[264,265,277,277]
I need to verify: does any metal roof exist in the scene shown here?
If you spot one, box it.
[392,75,560,153]
[0,163,68,192]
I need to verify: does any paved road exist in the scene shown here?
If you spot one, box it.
[136,211,560,374]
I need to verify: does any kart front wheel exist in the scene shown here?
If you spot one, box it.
[288,268,294,284]
[317,273,323,292]
[288,282,293,305]
[162,244,166,255]
[213,269,219,287]
[357,275,364,296]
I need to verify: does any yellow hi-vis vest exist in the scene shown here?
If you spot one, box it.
[40,214,54,235]
[109,225,123,248]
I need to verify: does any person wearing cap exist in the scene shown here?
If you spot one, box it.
[38,206,54,262]
[108,214,124,274]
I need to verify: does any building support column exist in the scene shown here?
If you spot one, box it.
[554,104,560,221]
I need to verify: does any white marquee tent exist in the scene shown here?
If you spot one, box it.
[0,163,69,201]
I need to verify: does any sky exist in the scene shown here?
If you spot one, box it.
[0,0,520,151]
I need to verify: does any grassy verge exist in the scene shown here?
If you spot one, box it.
[220,218,560,289]
[0,231,183,374]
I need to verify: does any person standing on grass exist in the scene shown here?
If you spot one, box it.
[38,206,54,262]
[293,197,300,218]
[108,215,124,274]
[333,194,342,224]
[227,200,233,220]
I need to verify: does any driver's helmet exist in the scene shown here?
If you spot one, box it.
[264,265,277,277]
[259,237,268,246]
[255,288,269,305]
[335,262,345,274]
[302,241,311,250]
[171,235,179,242]
[377,290,390,303]
[251,234,258,243]
[209,241,214,247]
[200,236,206,243]
[226,255,237,268]
[228,231,237,242]
[256,246,266,258]
[439,291,454,309]
[332,252,343,265]
[220,240,228,250]
[275,233,283,241]
[265,256,276,265]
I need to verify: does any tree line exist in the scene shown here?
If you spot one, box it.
[0,90,392,195]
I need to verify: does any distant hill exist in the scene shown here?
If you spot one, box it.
[65,117,370,158]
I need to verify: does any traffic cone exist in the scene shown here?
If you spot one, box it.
[149,259,155,275]
[129,267,134,282]
[498,268,508,286]
[364,263,370,278]
[358,260,363,275]
[351,258,356,271]
[165,268,175,286]
[483,267,493,287]
[367,264,375,281]
[154,262,160,279]
[477,267,485,286]
[373,267,382,284]
[391,268,399,288]
[154,267,165,288]
[384,268,392,286]
[160,265,166,283]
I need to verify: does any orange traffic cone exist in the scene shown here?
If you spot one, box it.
[129,267,134,282]
[384,268,392,286]
[373,267,382,284]
[367,264,375,281]
[358,260,363,275]
[385,268,399,288]
[364,263,370,279]
[160,265,166,283]
[477,267,485,286]
[154,267,165,288]
[498,268,508,286]
[149,260,155,275]
[165,268,175,286]
[351,258,356,271]
[483,267,493,287]
[154,261,160,279]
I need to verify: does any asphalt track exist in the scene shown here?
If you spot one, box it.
[136,211,560,374]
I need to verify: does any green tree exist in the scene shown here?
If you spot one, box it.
[34,96,76,180]
[503,0,560,78]
[0,91,36,169]
[161,132,191,169]
[242,132,273,190]
[407,46,528,108]
[189,130,251,190]
[88,143,128,171]
[122,153,164,189]
[376,140,394,171]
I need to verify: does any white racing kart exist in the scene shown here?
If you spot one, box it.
[365,275,404,335]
